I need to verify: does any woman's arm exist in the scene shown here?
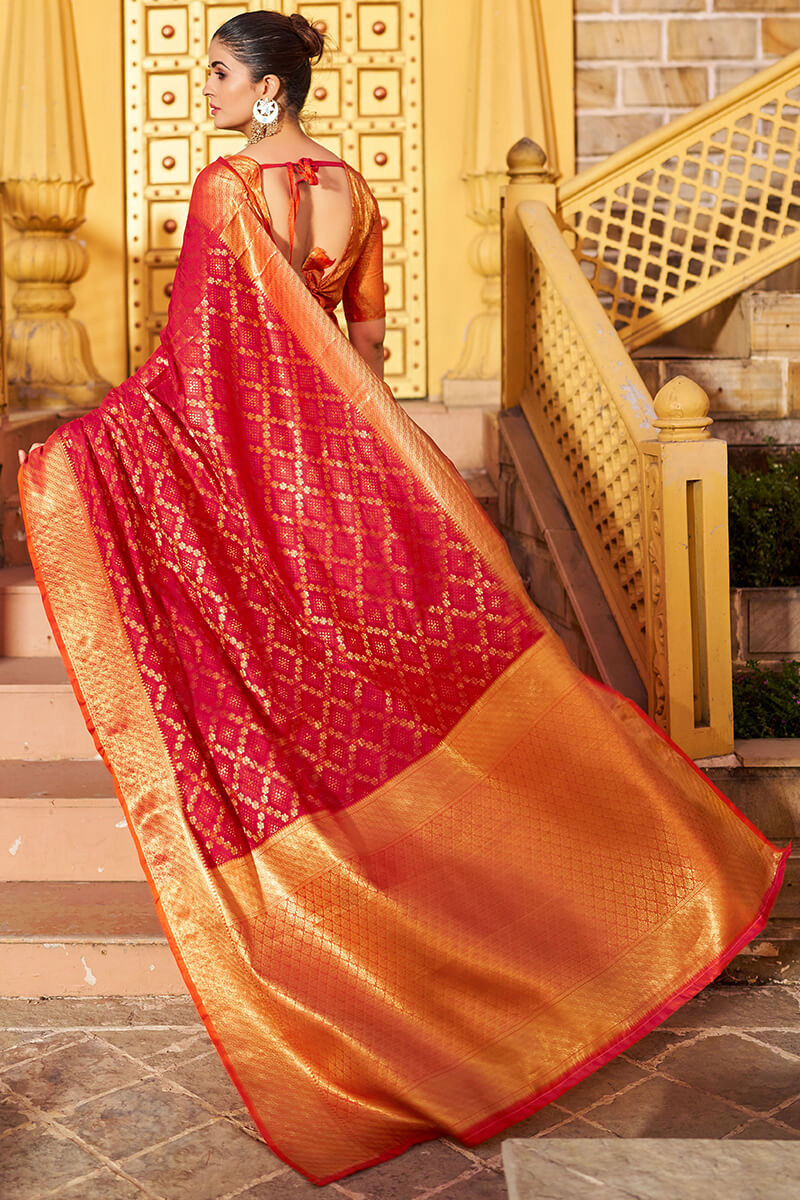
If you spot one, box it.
[346,316,386,380]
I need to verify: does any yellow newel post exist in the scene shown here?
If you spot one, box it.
[446,0,570,394]
[502,140,557,412]
[0,0,110,411]
[641,377,734,758]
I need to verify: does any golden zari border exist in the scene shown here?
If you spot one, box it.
[21,437,784,1183]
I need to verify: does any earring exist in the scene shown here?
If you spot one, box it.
[248,95,280,143]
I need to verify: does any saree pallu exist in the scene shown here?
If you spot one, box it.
[20,157,787,1185]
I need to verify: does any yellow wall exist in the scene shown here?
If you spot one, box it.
[2,1,572,399]
[70,0,128,386]
[421,2,479,401]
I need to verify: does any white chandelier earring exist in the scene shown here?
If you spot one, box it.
[248,95,280,142]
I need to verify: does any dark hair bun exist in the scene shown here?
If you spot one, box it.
[288,12,325,62]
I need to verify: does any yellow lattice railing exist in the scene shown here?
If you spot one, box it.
[501,141,733,758]
[558,49,800,351]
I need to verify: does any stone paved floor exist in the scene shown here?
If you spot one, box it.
[0,985,798,1199]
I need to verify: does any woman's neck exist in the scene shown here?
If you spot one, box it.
[238,114,319,164]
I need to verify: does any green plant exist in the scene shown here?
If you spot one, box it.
[728,450,800,588]
[732,658,800,738]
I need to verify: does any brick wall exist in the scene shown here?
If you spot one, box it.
[574,0,800,173]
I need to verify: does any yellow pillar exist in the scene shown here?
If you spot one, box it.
[0,0,110,410]
[445,0,573,400]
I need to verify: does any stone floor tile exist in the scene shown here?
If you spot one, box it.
[541,1116,616,1139]
[51,1166,151,1198]
[0,1092,32,1136]
[0,1031,87,1072]
[346,1140,472,1200]
[557,1056,649,1113]
[436,1167,510,1197]
[122,1117,277,1200]
[161,1049,242,1111]
[464,1104,573,1159]
[658,1032,800,1112]
[1,1037,147,1113]
[231,1168,345,1197]
[726,1118,800,1140]
[60,1076,215,1160]
[772,1095,800,1132]
[93,1028,207,1067]
[0,1122,102,1199]
[585,1076,745,1138]
[0,1029,42,1051]
[0,996,200,1029]
[660,985,800,1031]
[748,1030,800,1059]
[621,1029,691,1064]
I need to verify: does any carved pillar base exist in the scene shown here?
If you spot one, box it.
[445,171,504,383]
[2,181,110,412]
[0,0,110,414]
[6,317,110,412]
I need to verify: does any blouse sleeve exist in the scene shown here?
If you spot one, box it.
[342,197,386,324]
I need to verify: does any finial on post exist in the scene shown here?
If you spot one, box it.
[653,377,713,442]
[506,138,549,183]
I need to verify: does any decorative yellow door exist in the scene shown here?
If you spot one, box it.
[123,0,426,397]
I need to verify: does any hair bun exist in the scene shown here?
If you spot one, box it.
[288,12,325,61]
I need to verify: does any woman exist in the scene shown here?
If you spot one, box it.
[17,9,787,1188]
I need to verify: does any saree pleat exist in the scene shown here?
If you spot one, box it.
[19,155,787,1185]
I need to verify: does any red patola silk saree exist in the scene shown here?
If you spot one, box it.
[19,153,787,1184]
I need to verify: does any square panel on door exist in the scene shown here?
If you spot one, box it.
[148,266,178,317]
[382,262,405,311]
[376,198,404,246]
[304,69,342,120]
[148,137,192,185]
[382,325,406,376]
[146,7,189,55]
[358,70,402,117]
[358,4,401,51]
[147,73,191,121]
[358,134,403,181]
[148,200,190,250]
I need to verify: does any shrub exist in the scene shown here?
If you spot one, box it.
[728,450,800,587]
[732,658,800,738]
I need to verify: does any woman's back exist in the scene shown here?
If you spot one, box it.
[256,154,353,276]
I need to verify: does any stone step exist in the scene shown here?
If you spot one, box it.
[0,881,184,996]
[637,289,800,359]
[0,567,56,658]
[0,657,96,759]
[502,1138,800,1200]
[462,468,499,526]
[633,353,794,421]
[0,760,143,882]
[710,291,800,357]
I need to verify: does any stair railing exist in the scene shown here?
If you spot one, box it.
[558,48,800,352]
[502,140,733,759]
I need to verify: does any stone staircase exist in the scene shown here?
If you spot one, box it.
[0,566,184,996]
[0,474,796,996]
